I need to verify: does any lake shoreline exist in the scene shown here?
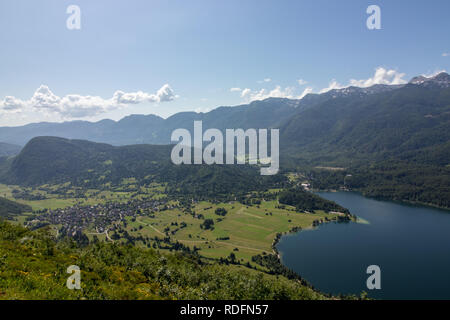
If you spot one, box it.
[270,211,356,297]
[276,191,450,299]
[313,188,450,212]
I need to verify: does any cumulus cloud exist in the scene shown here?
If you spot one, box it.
[238,86,313,102]
[349,68,407,87]
[241,88,252,98]
[250,86,296,100]
[443,53,449,57]
[319,67,407,93]
[230,67,408,102]
[0,84,176,118]
[319,80,344,94]
[422,69,447,78]
[298,87,313,99]
[0,96,27,112]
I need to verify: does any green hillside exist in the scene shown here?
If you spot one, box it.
[279,188,350,214]
[0,136,286,199]
[279,82,450,208]
[281,84,450,164]
[0,220,327,300]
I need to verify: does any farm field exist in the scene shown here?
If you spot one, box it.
[124,199,338,264]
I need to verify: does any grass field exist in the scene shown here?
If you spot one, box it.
[125,199,338,264]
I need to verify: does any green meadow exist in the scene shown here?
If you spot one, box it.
[125,200,337,264]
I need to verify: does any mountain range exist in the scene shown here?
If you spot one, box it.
[0,72,449,207]
[3,73,448,148]
[281,73,450,165]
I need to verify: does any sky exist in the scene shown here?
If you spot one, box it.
[0,0,449,126]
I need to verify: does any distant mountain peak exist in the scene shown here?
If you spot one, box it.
[409,72,450,88]
[301,83,404,102]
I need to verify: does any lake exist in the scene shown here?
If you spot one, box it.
[276,192,450,299]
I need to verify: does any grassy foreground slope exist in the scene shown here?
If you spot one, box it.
[0,220,326,300]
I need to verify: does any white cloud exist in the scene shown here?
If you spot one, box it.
[0,96,27,112]
[319,80,344,94]
[349,68,407,87]
[241,88,252,98]
[319,67,407,93]
[443,53,449,57]
[248,86,294,101]
[299,87,313,99]
[422,69,447,78]
[0,84,176,118]
[230,67,408,102]
[156,84,176,102]
[30,85,61,111]
[238,85,313,102]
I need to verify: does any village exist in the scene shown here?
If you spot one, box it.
[26,198,171,240]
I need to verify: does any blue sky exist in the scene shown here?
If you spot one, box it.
[0,0,449,126]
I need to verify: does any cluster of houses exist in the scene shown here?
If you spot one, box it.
[27,199,169,238]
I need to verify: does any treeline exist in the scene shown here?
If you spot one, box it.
[351,162,450,209]
[162,164,287,201]
[278,188,350,213]
[307,161,450,209]
[252,253,308,284]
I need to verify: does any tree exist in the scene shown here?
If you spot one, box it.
[215,207,228,216]
[201,219,215,230]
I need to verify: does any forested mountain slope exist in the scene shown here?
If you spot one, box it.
[280,75,450,166]
[0,136,285,199]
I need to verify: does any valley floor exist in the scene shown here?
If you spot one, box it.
[1,182,342,269]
